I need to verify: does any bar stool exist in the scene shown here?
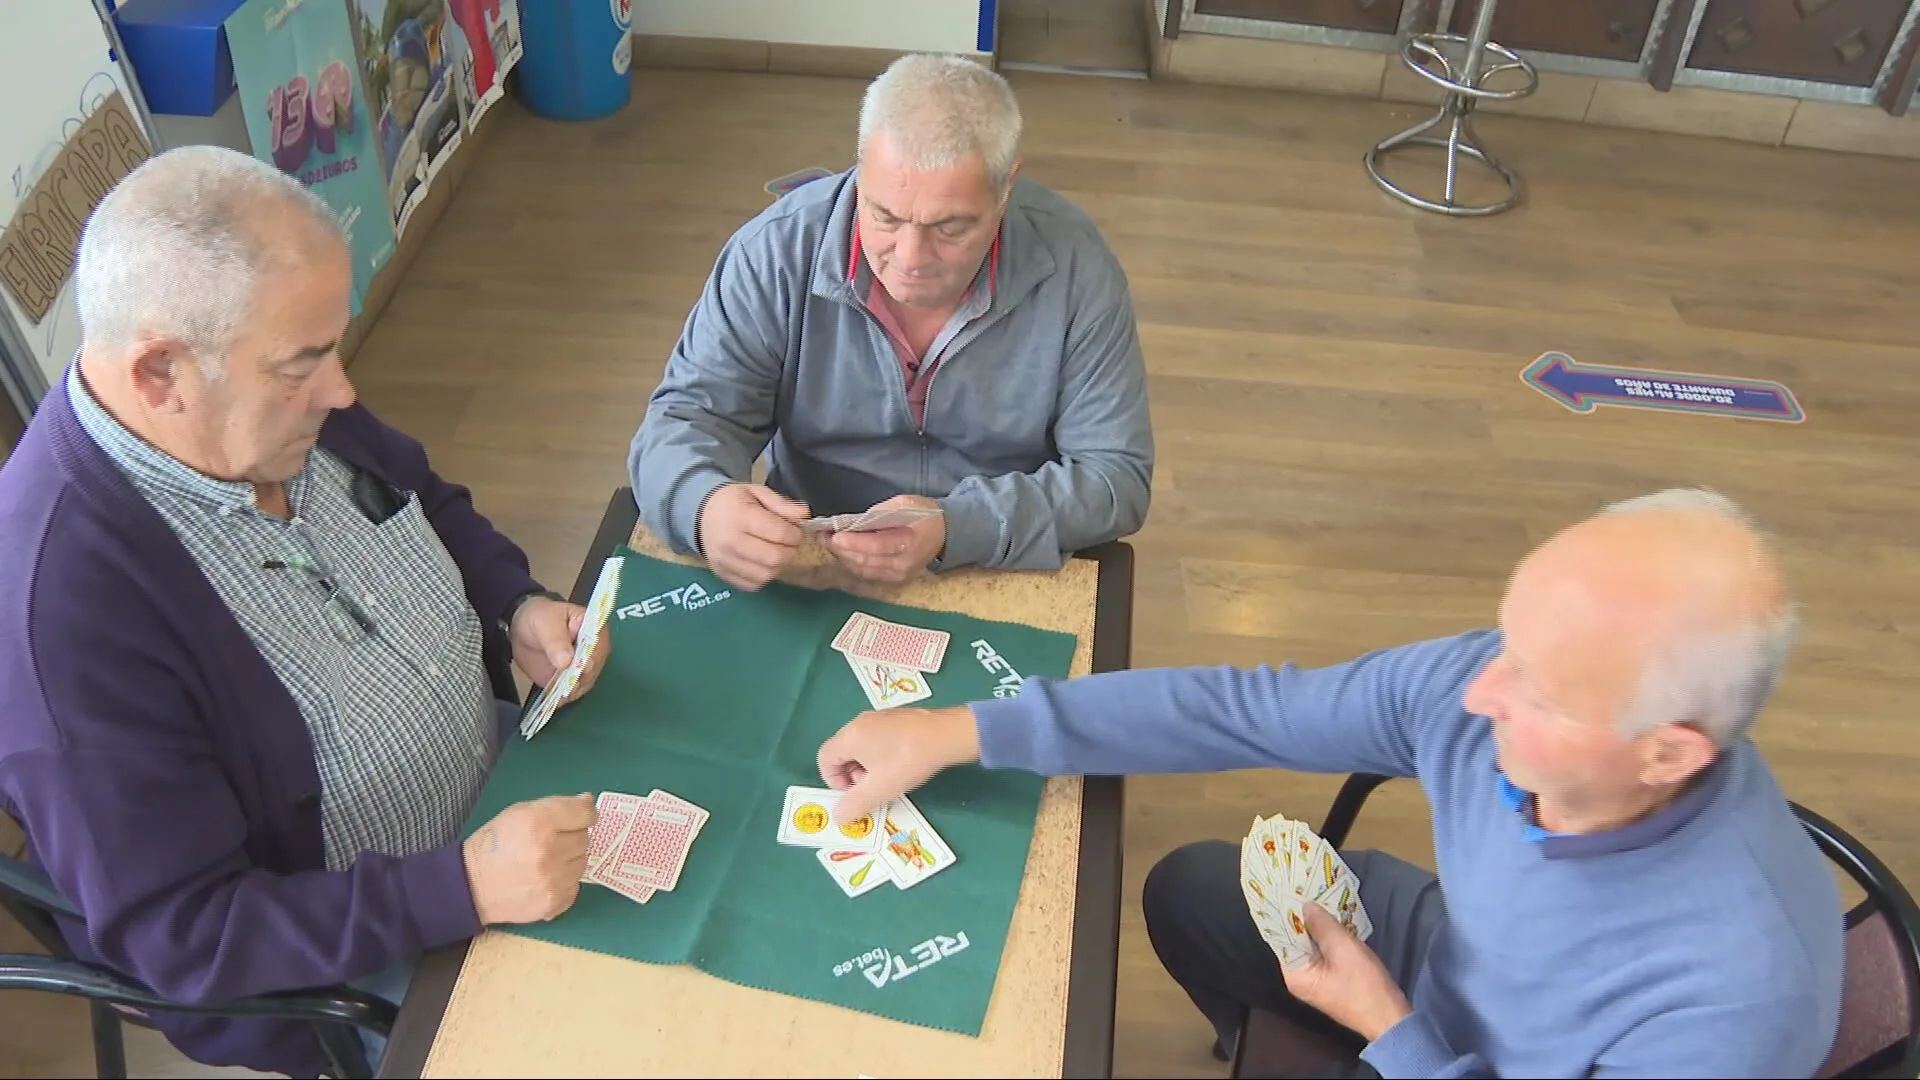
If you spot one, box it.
[1365,0,1539,216]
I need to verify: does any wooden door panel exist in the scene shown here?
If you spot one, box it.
[1194,0,1409,34]
[1447,0,1664,63]
[1686,0,1909,86]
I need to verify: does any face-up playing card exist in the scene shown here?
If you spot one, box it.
[1237,813,1373,968]
[776,785,882,850]
[846,653,933,711]
[818,845,892,897]
[1240,871,1312,968]
[832,611,950,673]
[874,795,956,889]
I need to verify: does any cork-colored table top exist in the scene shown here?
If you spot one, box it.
[414,520,1108,1079]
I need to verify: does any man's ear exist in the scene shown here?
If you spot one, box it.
[126,336,190,413]
[1638,723,1717,788]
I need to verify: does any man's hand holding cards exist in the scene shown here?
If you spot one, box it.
[776,785,956,896]
[814,496,947,585]
[521,556,624,740]
[1239,813,1374,969]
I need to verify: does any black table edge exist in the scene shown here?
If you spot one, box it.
[382,488,1132,1079]
[1063,539,1133,1080]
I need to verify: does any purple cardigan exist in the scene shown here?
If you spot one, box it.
[0,388,544,1077]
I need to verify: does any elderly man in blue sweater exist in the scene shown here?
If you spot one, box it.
[818,489,1845,1078]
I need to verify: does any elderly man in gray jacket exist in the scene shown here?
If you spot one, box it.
[628,54,1154,592]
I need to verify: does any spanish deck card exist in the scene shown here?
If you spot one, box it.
[1238,814,1372,969]
[818,845,892,897]
[874,795,956,890]
[521,555,624,740]
[582,788,709,904]
[599,801,697,891]
[842,505,942,532]
[845,652,933,710]
[831,611,949,673]
[776,785,882,850]
[799,506,943,535]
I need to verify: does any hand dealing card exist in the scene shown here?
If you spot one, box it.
[846,652,933,710]
[874,795,956,889]
[776,785,882,850]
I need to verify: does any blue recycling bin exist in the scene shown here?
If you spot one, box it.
[515,0,634,121]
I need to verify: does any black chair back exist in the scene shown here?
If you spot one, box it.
[1793,804,1920,1080]
[0,829,393,1079]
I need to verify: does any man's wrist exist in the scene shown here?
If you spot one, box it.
[937,706,983,766]
[1360,1001,1415,1043]
[693,481,736,557]
[500,587,565,637]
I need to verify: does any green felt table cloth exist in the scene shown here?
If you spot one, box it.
[462,547,1079,1036]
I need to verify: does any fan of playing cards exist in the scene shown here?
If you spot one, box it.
[777,785,956,897]
[1239,814,1374,969]
[521,556,624,740]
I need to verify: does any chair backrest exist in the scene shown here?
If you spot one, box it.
[1794,803,1920,1080]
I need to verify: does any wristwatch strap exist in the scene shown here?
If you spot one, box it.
[499,587,566,637]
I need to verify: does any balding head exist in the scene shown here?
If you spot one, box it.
[75,144,345,379]
[1522,488,1796,747]
[1466,488,1797,830]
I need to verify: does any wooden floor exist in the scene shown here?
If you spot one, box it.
[7,65,1920,1078]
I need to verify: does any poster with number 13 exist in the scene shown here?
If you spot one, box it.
[225,0,398,317]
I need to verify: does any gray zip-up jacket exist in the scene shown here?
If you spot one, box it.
[627,167,1154,572]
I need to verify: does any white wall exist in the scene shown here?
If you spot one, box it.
[0,1,150,393]
[635,0,989,56]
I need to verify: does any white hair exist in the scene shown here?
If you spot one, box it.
[857,54,1023,193]
[1599,488,1800,747]
[74,144,343,380]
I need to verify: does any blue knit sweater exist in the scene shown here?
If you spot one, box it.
[973,629,1844,1079]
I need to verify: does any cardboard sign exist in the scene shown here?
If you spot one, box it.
[0,90,151,324]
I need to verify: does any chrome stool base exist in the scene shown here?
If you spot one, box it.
[1367,11,1538,218]
[1365,110,1519,217]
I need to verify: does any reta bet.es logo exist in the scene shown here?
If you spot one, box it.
[615,582,732,621]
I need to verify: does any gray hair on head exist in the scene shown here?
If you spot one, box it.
[1599,487,1800,748]
[74,144,344,381]
[857,53,1023,194]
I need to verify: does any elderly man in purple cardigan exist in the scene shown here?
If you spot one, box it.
[0,145,604,1077]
